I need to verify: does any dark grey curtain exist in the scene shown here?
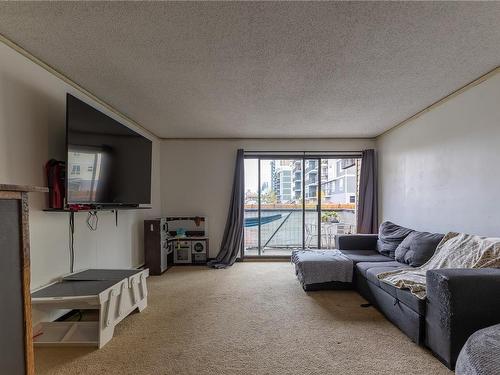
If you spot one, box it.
[208,149,245,268]
[357,149,378,234]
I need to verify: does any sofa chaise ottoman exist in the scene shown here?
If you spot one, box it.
[291,249,354,291]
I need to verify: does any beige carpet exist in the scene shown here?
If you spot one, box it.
[35,263,452,375]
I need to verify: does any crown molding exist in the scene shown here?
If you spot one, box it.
[377,66,500,139]
[3,32,496,143]
[160,137,376,141]
[0,33,160,141]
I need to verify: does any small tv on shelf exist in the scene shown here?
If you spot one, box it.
[66,94,152,207]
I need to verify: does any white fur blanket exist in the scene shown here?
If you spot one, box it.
[377,232,500,299]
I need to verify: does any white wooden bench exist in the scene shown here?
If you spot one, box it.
[32,269,149,348]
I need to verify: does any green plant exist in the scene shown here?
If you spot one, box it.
[261,190,277,204]
[321,211,339,222]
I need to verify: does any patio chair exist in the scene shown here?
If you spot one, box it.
[305,223,331,249]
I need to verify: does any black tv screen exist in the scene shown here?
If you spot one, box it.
[66,94,152,206]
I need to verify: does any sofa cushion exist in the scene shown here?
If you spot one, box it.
[376,221,414,258]
[340,250,393,264]
[356,261,404,278]
[394,231,444,267]
[364,264,407,287]
[364,265,426,315]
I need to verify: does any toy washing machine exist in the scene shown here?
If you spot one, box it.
[191,239,208,263]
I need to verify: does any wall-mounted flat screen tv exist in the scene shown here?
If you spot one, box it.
[66,94,152,206]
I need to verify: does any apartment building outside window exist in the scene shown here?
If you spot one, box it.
[243,154,361,257]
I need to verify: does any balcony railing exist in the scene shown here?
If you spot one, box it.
[244,204,356,253]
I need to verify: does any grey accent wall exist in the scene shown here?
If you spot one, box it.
[376,72,500,236]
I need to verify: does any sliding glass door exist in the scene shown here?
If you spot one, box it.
[319,158,359,248]
[304,158,320,249]
[244,158,303,256]
[244,154,360,257]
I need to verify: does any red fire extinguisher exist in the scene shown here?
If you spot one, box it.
[45,159,65,209]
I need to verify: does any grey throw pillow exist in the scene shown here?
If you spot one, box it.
[395,231,445,267]
[376,221,414,258]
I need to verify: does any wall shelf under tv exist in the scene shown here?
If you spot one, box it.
[43,207,151,213]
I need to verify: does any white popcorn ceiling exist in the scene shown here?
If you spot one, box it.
[0,1,499,138]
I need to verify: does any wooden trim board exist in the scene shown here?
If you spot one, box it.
[0,191,22,199]
[21,192,35,375]
[0,184,48,193]
[0,188,36,375]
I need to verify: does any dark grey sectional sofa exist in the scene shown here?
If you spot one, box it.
[333,222,500,370]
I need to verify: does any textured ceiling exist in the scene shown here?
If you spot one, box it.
[0,2,499,138]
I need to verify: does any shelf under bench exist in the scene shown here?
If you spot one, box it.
[34,322,99,347]
[31,268,149,348]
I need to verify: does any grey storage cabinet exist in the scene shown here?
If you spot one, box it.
[0,184,47,375]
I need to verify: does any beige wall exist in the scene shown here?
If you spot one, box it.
[7,20,497,327]
[0,42,161,323]
[1,38,374,324]
[161,138,375,257]
[376,71,500,236]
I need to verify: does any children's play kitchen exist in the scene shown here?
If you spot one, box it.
[144,216,209,275]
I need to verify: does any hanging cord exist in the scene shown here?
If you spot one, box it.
[69,212,75,273]
[86,211,99,231]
